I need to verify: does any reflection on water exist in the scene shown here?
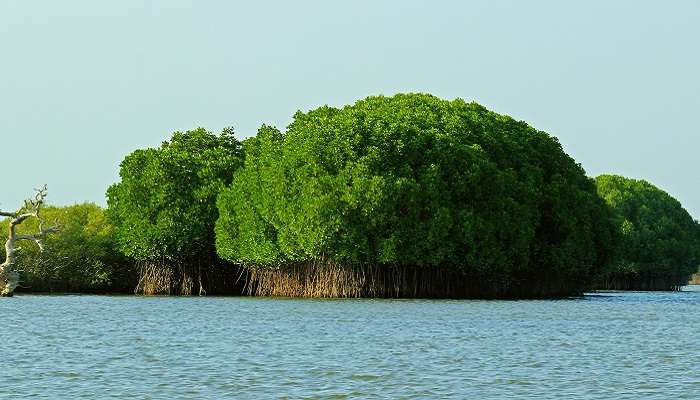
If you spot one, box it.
[2,286,700,399]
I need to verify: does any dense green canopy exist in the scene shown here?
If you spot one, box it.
[107,128,244,264]
[216,94,617,294]
[0,203,133,292]
[595,174,700,288]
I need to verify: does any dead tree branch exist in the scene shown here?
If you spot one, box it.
[1,185,60,296]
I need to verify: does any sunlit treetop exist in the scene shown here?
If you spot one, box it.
[216,93,617,291]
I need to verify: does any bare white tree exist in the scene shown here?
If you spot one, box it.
[0,185,59,297]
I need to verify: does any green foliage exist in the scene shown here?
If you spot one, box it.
[0,203,133,292]
[595,174,700,284]
[216,93,617,290]
[107,128,244,264]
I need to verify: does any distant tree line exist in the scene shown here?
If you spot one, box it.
[0,203,133,293]
[3,94,699,296]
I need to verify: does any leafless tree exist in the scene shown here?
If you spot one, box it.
[0,185,59,296]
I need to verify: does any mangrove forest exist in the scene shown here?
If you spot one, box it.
[2,93,699,298]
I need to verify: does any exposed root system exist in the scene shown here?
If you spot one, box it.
[243,261,576,299]
[134,259,243,296]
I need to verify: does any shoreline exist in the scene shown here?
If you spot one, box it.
[13,285,699,299]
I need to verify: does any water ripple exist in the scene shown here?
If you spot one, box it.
[2,286,699,399]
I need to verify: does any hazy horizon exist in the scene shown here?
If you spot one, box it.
[1,1,698,218]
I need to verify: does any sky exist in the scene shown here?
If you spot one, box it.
[1,0,698,218]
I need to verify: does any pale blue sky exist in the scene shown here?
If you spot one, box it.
[1,1,698,218]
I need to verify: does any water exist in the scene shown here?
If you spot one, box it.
[2,287,700,399]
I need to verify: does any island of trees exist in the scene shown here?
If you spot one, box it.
[2,94,699,298]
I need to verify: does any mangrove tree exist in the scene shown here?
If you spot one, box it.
[216,93,617,298]
[594,174,700,290]
[107,128,244,295]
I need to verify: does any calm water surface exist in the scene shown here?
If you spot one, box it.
[3,287,700,399]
